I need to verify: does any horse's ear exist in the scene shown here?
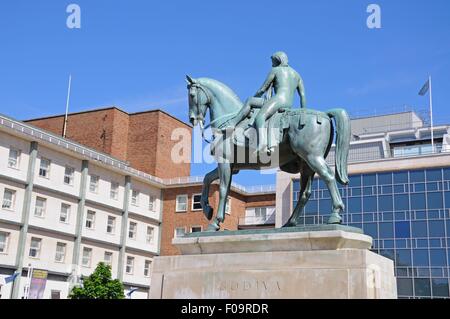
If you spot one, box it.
[186,75,196,84]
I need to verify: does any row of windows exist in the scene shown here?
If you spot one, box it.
[175,194,230,213]
[1,190,156,243]
[174,226,203,237]
[6,147,157,211]
[0,233,152,277]
[298,169,450,192]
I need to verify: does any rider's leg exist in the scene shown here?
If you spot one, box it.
[228,97,264,127]
[253,99,280,153]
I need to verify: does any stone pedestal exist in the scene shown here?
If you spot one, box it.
[149,226,397,299]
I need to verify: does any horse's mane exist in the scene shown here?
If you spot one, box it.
[197,77,243,110]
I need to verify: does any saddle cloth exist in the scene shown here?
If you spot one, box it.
[230,108,329,150]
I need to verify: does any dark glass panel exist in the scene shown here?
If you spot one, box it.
[427,192,443,210]
[394,171,408,183]
[319,199,331,215]
[415,183,425,192]
[378,195,393,212]
[382,185,392,194]
[394,194,409,210]
[414,278,431,297]
[380,249,395,261]
[417,239,429,248]
[445,192,450,208]
[348,197,361,213]
[351,188,361,197]
[304,200,318,214]
[293,180,300,192]
[349,175,361,187]
[426,169,442,181]
[379,222,394,239]
[363,213,374,222]
[430,249,446,266]
[351,214,362,223]
[412,221,428,237]
[383,212,393,221]
[432,278,450,297]
[395,239,407,248]
[429,220,445,237]
[378,172,393,185]
[415,211,426,220]
[395,221,411,238]
[363,196,377,212]
[426,182,438,191]
[413,249,429,266]
[363,174,377,186]
[444,168,450,180]
[395,211,406,221]
[396,249,412,267]
[410,193,426,210]
[384,240,394,248]
[393,184,405,194]
[410,170,425,183]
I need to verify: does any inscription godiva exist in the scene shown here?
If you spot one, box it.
[217,279,282,293]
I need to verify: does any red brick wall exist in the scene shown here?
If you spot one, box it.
[160,185,275,256]
[25,107,191,178]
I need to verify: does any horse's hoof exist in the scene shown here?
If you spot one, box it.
[283,220,297,227]
[206,222,220,232]
[327,214,342,225]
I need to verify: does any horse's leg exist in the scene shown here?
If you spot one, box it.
[284,166,314,227]
[207,162,233,231]
[305,155,344,224]
[201,168,219,220]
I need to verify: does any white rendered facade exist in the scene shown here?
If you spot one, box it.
[0,115,163,299]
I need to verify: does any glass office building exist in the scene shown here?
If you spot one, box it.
[293,167,450,298]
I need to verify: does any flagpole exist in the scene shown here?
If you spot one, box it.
[63,74,72,138]
[429,76,434,153]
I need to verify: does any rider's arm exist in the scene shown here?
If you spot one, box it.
[254,71,275,98]
[297,76,306,108]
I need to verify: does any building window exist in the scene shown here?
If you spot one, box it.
[144,260,152,277]
[255,207,267,220]
[176,195,188,212]
[55,242,66,263]
[146,226,154,244]
[149,195,156,212]
[39,158,51,178]
[8,147,20,169]
[126,256,134,274]
[89,175,99,193]
[192,194,202,211]
[64,166,75,185]
[110,182,119,200]
[104,251,113,267]
[85,210,96,229]
[60,203,70,223]
[107,216,116,234]
[131,190,139,206]
[174,227,186,238]
[29,237,42,258]
[2,189,16,210]
[128,222,137,239]
[51,290,61,299]
[191,226,202,233]
[0,232,9,254]
[225,197,231,215]
[34,197,46,218]
[82,247,92,267]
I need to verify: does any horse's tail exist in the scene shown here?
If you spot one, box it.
[327,109,351,185]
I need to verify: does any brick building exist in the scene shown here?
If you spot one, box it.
[25,107,191,179]
[161,183,276,256]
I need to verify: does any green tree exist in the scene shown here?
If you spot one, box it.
[69,262,125,299]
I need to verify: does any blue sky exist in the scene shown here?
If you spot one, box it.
[1,1,449,186]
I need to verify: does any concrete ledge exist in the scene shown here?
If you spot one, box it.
[173,228,372,255]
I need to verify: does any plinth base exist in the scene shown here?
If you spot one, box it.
[150,228,397,299]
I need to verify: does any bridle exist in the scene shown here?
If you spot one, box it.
[190,83,214,144]
[191,83,239,144]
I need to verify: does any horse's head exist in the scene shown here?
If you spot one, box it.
[186,75,210,127]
